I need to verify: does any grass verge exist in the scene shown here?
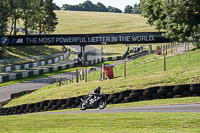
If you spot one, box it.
[0,112,199,133]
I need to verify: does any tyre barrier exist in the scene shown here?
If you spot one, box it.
[0,100,10,108]
[10,90,37,100]
[0,84,200,116]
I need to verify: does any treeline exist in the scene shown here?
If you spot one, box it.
[141,0,200,48]
[0,0,58,36]
[124,4,141,14]
[56,1,141,14]
[62,1,122,13]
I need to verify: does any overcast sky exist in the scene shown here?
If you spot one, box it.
[53,0,140,10]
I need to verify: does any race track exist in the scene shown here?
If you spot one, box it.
[0,45,101,102]
[31,104,200,115]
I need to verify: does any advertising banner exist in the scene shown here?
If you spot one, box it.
[0,32,171,46]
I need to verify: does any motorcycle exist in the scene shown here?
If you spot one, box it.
[79,93,107,110]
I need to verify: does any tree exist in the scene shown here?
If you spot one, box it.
[132,4,141,14]
[0,0,10,35]
[96,2,108,12]
[108,6,122,13]
[141,0,200,48]
[162,0,200,42]
[140,0,164,31]
[80,1,98,11]
[20,0,34,35]
[53,3,61,10]
[32,0,46,35]
[0,0,59,36]
[42,0,58,34]
[62,4,81,11]
[124,5,133,14]
[62,1,121,13]
[8,0,22,35]
[188,25,200,49]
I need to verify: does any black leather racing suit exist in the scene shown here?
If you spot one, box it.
[87,88,101,104]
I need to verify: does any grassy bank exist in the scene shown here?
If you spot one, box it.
[0,113,199,133]
[54,11,156,34]
[0,46,65,60]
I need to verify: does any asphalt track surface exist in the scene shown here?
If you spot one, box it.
[0,45,101,102]
[30,104,200,115]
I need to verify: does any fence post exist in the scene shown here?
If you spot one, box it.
[124,61,126,78]
[164,54,166,71]
[59,77,62,86]
[102,64,105,80]
[174,42,175,54]
[162,45,165,55]
[82,69,84,80]
[114,66,117,77]
[79,71,82,81]
[76,69,79,83]
[85,68,87,82]
[71,74,73,83]
[56,78,58,87]
[171,43,173,54]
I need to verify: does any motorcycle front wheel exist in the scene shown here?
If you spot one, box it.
[79,101,87,110]
[98,100,107,109]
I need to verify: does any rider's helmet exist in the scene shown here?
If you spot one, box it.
[96,86,101,91]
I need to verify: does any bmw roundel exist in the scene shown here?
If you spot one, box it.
[0,37,9,46]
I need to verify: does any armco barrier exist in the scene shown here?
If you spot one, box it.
[0,84,199,116]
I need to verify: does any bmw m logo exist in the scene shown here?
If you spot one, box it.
[0,37,9,46]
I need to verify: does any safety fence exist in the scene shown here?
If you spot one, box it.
[0,52,74,73]
[0,84,199,116]
[54,51,150,86]
[123,49,199,78]
[83,49,200,82]
[156,42,190,55]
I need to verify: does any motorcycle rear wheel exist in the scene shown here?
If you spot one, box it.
[79,102,87,110]
[98,100,107,109]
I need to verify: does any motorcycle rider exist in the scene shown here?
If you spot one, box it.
[80,86,106,110]
[87,86,101,104]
